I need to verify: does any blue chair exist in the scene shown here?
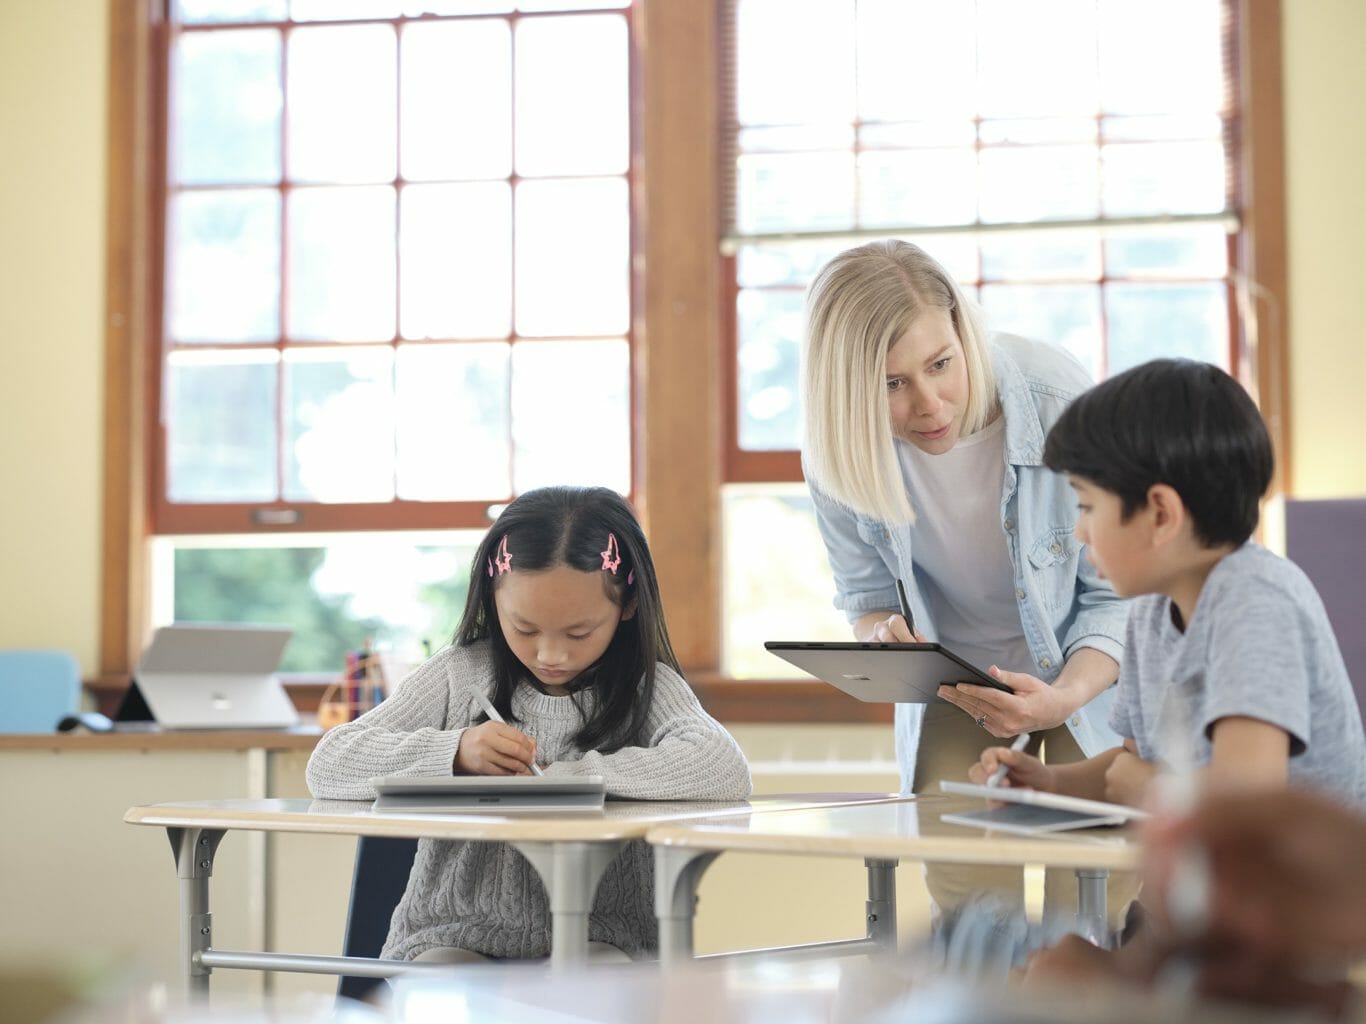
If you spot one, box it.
[0,649,80,733]
[337,835,419,1004]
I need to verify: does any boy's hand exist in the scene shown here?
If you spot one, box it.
[968,746,1055,791]
[454,721,538,776]
[938,667,1070,737]
[1102,749,1157,806]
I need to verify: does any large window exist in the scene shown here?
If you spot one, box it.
[158,0,634,536]
[720,0,1260,675]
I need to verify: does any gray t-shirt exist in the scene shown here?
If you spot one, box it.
[1111,543,1366,805]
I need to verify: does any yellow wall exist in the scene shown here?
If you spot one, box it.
[0,2,1363,673]
[1283,0,1366,496]
[0,0,108,673]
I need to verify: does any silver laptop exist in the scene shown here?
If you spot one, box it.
[135,623,299,730]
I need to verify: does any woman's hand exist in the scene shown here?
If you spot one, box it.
[860,611,925,645]
[937,666,1075,737]
[968,745,1056,792]
[454,721,538,776]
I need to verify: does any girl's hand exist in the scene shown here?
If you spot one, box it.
[937,667,1071,737]
[454,721,539,776]
[968,746,1055,792]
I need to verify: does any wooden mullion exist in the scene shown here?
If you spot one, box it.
[637,0,722,674]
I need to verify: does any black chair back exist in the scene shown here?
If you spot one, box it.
[337,835,419,1004]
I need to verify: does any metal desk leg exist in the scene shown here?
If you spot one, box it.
[1075,868,1111,948]
[864,858,899,952]
[166,826,225,999]
[513,840,623,967]
[654,846,720,963]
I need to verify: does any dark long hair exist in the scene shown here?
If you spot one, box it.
[454,486,679,753]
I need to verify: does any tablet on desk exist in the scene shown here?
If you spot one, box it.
[370,775,607,814]
[765,641,1011,703]
[938,779,1148,834]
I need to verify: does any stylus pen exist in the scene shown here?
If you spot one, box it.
[986,731,1032,788]
[895,577,916,638]
[471,687,544,776]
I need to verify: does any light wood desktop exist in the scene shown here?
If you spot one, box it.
[650,794,1141,960]
[123,792,905,996]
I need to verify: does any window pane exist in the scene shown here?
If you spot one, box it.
[396,343,512,500]
[404,1,512,12]
[167,351,278,501]
[511,340,629,494]
[736,241,845,289]
[290,0,402,18]
[287,25,396,184]
[1105,227,1228,277]
[737,153,855,233]
[515,15,628,177]
[173,0,286,24]
[283,347,395,502]
[287,186,396,340]
[516,0,629,10]
[722,486,851,678]
[980,284,1104,381]
[737,288,802,451]
[977,0,1097,118]
[856,0,974,123]
[979,145,1099,222]
[400,183,512,340]
[168,534,482,672]
[1098,0,1223,115]
[857,149,977,228]
[515,178,628,336]
[171,29,281,186]
[1105,282,1228,374]
[168,190,280,342]
[1102,141,1227,216]
[401,20,511,181]
[736,0,855,127]
[979,233,1101,282]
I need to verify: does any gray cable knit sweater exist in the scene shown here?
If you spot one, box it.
[305,640,752,961]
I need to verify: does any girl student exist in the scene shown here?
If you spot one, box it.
[306,486,752,964]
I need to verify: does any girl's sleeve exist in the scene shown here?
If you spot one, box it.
[304,646,481,800]
[543,666,753,801]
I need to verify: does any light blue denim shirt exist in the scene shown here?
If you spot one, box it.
[808,334,1128,792]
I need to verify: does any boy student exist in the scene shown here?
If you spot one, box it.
[970,358,1366,807]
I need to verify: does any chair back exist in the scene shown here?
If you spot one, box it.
[337,835,419,1004]
[0,650,81,732]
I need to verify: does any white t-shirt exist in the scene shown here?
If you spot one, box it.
[895,415,1033,675]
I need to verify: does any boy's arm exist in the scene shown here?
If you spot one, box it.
[1046,743,1129,802]
[1205,716,1290,791]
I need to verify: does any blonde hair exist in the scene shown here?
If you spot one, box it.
[802,240,998,524]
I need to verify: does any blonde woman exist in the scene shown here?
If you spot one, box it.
[803,239,1130,925]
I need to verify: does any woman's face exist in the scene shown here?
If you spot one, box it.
[884,307,971,455]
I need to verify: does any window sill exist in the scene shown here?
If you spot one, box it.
[86,673,893,726]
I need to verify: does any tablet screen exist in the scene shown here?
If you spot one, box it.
[765,641,1010,703]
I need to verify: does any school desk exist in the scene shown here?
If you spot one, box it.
[649,795,1140,960]
[122,792,905,996]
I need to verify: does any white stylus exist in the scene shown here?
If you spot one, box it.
[986,731,1032,788]
[471,687,544,776]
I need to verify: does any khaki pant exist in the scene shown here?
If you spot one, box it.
[914,701,1139,930]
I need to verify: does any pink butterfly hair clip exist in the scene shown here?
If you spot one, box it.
[487,534,513,577]
[600,533,634,585]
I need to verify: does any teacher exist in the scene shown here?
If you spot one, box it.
[802,239,1130,922]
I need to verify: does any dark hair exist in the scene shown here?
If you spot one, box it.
[1043,359,1273,548]
[453,486,678,753]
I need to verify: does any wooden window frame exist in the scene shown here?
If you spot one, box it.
[101,0,1287,724]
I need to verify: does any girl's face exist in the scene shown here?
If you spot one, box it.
[884,307,970,455]
[493,565,634,694]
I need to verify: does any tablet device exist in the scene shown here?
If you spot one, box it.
[370,774,607,814]
[938,779,1149,834]
[765,641,1011,703]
